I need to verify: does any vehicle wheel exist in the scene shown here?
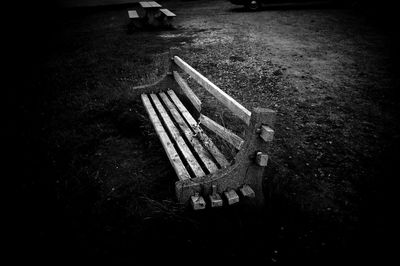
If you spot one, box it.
[246,0,261,11]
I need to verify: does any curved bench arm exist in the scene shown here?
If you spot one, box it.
[175,108,276,206]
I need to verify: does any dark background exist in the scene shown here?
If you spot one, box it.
[8,0,398,264]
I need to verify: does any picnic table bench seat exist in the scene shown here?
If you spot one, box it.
[136,50,277,210]
[128,10,139,19]
[159,8,176,17]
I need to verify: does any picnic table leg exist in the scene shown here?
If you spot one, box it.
[147,9,162,27]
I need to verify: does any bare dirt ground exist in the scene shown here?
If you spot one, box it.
[12,0,399,264]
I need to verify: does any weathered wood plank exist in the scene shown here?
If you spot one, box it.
[159,92,218,174]
[173,71,201,113]
[160,8,176,17]
[140,1,161,8]
[149,1,161,7]
[199,114,244,150]
[139,2,150,8]
[173,56,252,125]
[150,94,205,178]
[128,10,139,19]
[141,94,190,181]
[167,90,230,168]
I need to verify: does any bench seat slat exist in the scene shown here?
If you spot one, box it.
[141,94,190,181]
[159,92,218,174]
[128,10,139,19]
[167,90,230,168]
[150,94,206,178]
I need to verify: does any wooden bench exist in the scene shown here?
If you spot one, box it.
[128,1,176,28]
[137,50,276,210]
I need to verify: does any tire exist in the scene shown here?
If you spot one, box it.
[246,0,262,11]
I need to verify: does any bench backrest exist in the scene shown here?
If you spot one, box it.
[172,55,250,150]
[173,56,252,125]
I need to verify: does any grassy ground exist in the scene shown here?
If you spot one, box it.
[12,0,399,264]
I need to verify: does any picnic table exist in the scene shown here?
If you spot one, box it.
[128,1,176,28]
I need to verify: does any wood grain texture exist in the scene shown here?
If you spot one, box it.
[141,94,190,181]
[159,91,218,174]
[150,94,205,178]
[260,125,274,142]
[175,108,276,205]
[167,90,230,168]
[199,114,244,150]
[173,56,251,125]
